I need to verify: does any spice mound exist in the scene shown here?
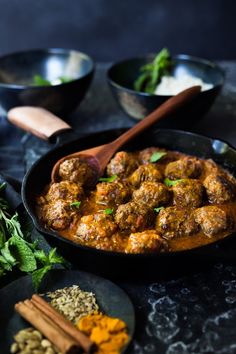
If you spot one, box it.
[46,285,99,324]
[78,312,129,354]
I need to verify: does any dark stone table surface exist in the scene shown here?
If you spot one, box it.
[1,62,236,353]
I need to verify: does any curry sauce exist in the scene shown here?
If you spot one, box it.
[36,147,236,253]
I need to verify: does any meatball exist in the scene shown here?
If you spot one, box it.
[125,230,169,253]
[202,159,219,177]
[106,151,139,177]
[165,156,202,180]
[203,173,236,204]
[95,180,131,206]
[115,201,154,232]
[172,179,204,207]
[133,181,171,208]
[194,206,233,237]
[45,181,84,203]
[41,200,73,230]
[59,157,96,187]
[129,164,163,188]
[156,206,198,239]
[76,213,117,241]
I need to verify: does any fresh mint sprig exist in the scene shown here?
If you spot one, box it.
[32,248,65,290]
[134,48,173,94]
[0,182,66,290]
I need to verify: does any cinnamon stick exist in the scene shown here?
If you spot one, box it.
[15,301,82,354]
[32,294,95,353]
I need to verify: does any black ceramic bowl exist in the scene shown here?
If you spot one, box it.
[107,54,224,127]
[0,48,94,117]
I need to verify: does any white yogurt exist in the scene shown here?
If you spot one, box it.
[154,73,213,96]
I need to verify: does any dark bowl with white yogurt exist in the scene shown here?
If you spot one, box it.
[0,48,94,118]
[107,54,225,128]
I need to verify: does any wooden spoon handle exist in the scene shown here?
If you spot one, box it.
[110,86,201,149]
[7,106,72,140]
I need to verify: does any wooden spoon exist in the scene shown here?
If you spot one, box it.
[8,86,200,184]
[51,86,200,181]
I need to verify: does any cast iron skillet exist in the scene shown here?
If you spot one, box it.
[18,121,236,278]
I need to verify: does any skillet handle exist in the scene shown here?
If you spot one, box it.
[7,106,72,141]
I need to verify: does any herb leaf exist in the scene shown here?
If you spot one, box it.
[34,248,65,268]
[70,201,81,208]
[48,248,65,265]
[9,236,37,272]
[150,151,167,163]
[33,75,51,86]
[0,255,13,271]
[31,248,66,291]
[34,249,48,263]
[134,72,149,92]
[0,183,6,192]
[134,48,173,94]
[1,241,17,266]
[31,265,52,291]
[164,178,183,187]
[104,208,114,215]
[99,175,117,183]
[0,182,66,290]
[33,74,73,86]
[154,206,164,213]
[58,76,72,84]
[0,223,6,248]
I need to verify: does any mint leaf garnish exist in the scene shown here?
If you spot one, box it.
[70,201,81,208]
[104,208,114,215]
[150,151,167,163]
[154,207,164,213]
[99,175,117,183]
[164,178,183,187]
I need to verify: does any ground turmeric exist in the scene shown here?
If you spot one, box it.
[77,312,130,354]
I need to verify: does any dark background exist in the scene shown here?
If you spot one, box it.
[0,0,235,61]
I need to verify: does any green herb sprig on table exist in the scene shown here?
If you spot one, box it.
[134,48,173,94]
[32,248,65,290]
[0,183,65,290]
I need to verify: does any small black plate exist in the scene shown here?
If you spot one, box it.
[0,270,135,353]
